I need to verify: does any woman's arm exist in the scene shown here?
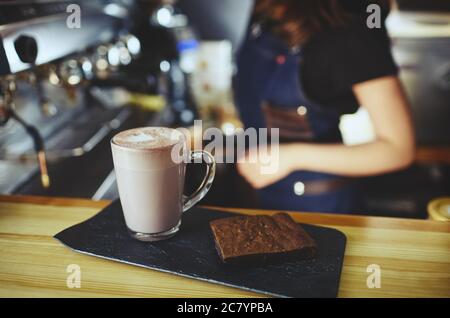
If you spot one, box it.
[237,76,416,188]
[287,75,416,175]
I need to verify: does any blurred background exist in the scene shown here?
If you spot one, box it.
[0,0,449,220]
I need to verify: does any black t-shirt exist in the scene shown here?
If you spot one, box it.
[301,17,398,114]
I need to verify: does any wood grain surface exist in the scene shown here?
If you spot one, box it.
[0,195,449,298]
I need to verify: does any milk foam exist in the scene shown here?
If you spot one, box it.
[124,132,155,143]
[113,127,183,150]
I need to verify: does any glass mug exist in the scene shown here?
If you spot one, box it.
[111,127,215,241]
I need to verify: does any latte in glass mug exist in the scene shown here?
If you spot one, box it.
[111,127,215,241]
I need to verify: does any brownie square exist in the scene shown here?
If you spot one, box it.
[210,213,317,264]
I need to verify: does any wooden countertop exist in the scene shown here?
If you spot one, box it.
[0,195,449,298]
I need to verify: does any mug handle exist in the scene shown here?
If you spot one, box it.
[182,150,216,212]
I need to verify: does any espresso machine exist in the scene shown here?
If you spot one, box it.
[0,0,198,198]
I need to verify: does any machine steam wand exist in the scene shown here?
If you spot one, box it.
[0,77,50,188]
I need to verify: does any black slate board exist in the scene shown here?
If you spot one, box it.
[54,200,346,298]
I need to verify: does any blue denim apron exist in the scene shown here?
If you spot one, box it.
[235,26,357,213]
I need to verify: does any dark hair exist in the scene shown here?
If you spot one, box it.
[253,0,391,46]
